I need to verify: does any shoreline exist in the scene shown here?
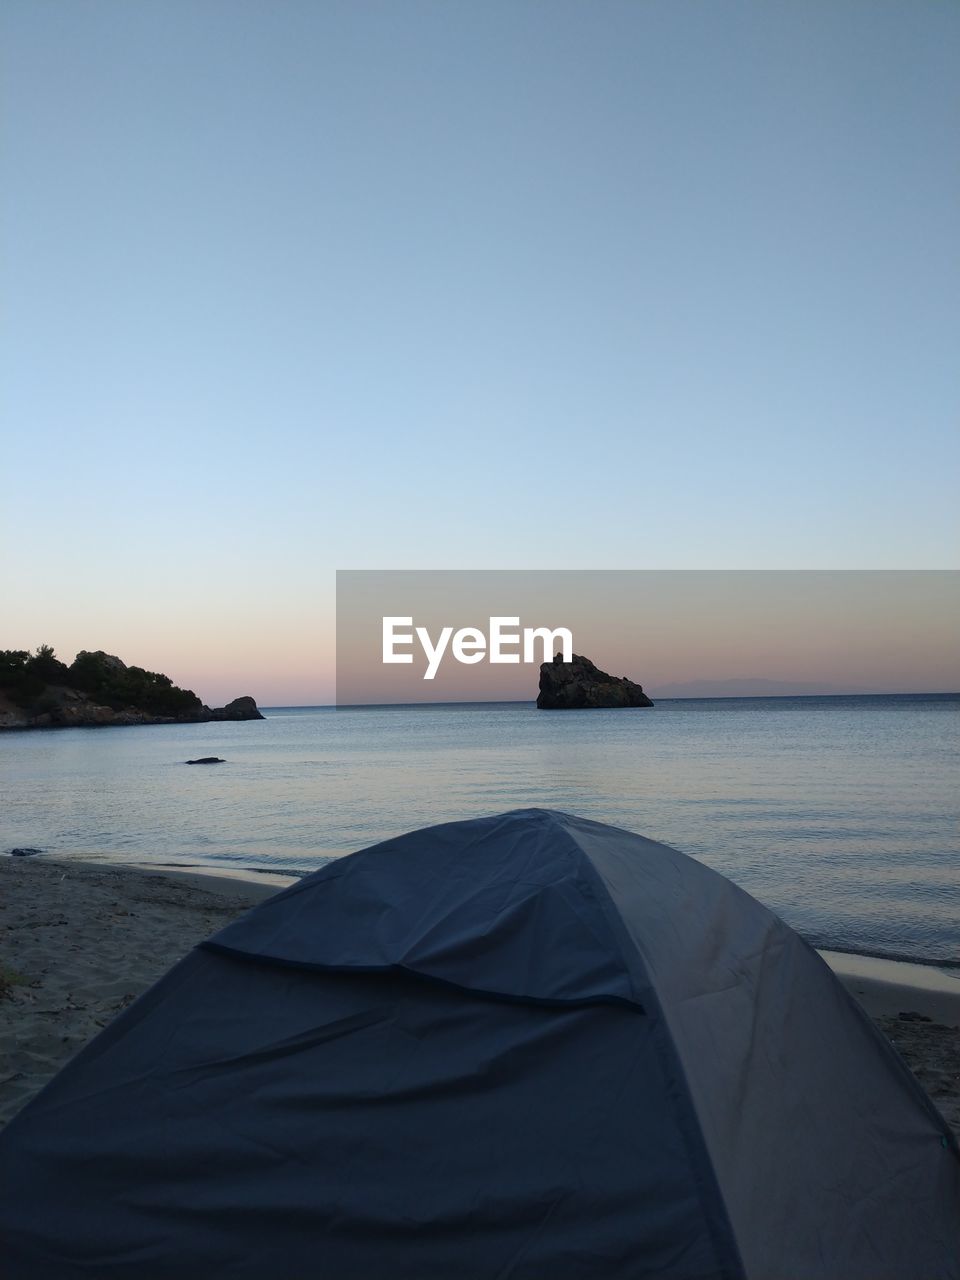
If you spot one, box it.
[48,853,960,973]
[148,864,960,1021]
[2,856,958,1137]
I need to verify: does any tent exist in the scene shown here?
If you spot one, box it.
[1,808,957,1279]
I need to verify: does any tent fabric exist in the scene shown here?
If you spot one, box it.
[0,808,957,1280]
[204,810,644,1008]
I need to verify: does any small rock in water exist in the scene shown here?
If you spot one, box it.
[9,847,43,857]
[186,757,226,765]
[897,1011,932,1023]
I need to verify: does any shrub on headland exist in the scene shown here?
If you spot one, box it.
[0,651,31,689]
[67,650,203,716]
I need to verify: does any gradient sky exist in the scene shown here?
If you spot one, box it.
[2,2,958,705]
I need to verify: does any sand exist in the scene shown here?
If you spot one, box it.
[0,858,281,1126]
[1,856,958,1138]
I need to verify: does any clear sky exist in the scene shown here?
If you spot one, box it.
[2,2,957,705]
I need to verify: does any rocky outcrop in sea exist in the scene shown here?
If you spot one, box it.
[537,653,654,710]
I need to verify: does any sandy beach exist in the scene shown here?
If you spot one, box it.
[2,855,958,1137]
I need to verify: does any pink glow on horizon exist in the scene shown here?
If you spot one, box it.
[5,573,957,707]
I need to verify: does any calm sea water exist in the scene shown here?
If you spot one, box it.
[2,696,957,965]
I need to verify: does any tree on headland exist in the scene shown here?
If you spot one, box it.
[29,644,70,684]
[0,646,70,703]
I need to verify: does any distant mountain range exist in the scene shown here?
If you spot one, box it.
[648,678,864,699]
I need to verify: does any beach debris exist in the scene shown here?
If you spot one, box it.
[8,848,42,857]
[185,757,226,765]
[537,652,654,709]
[898,1010,933,1023]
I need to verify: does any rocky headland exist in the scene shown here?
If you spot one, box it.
[0,647,264,731]
[537,653,654,710]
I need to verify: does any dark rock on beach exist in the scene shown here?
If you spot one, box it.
[537,653,654,710]
[8,848,42,857]
[186,757,226,765]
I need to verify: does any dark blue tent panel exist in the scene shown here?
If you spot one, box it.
[4,955,733,1279]
[1,809,957,1279]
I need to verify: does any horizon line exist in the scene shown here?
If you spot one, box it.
[261,690,960,710]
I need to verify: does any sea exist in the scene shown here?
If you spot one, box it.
[2,695,957,967]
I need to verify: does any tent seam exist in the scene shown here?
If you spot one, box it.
[198,941,646,1013]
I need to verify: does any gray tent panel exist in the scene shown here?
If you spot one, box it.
[570,813,960,1279]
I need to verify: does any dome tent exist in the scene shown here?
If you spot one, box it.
[1,809,957,1279]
